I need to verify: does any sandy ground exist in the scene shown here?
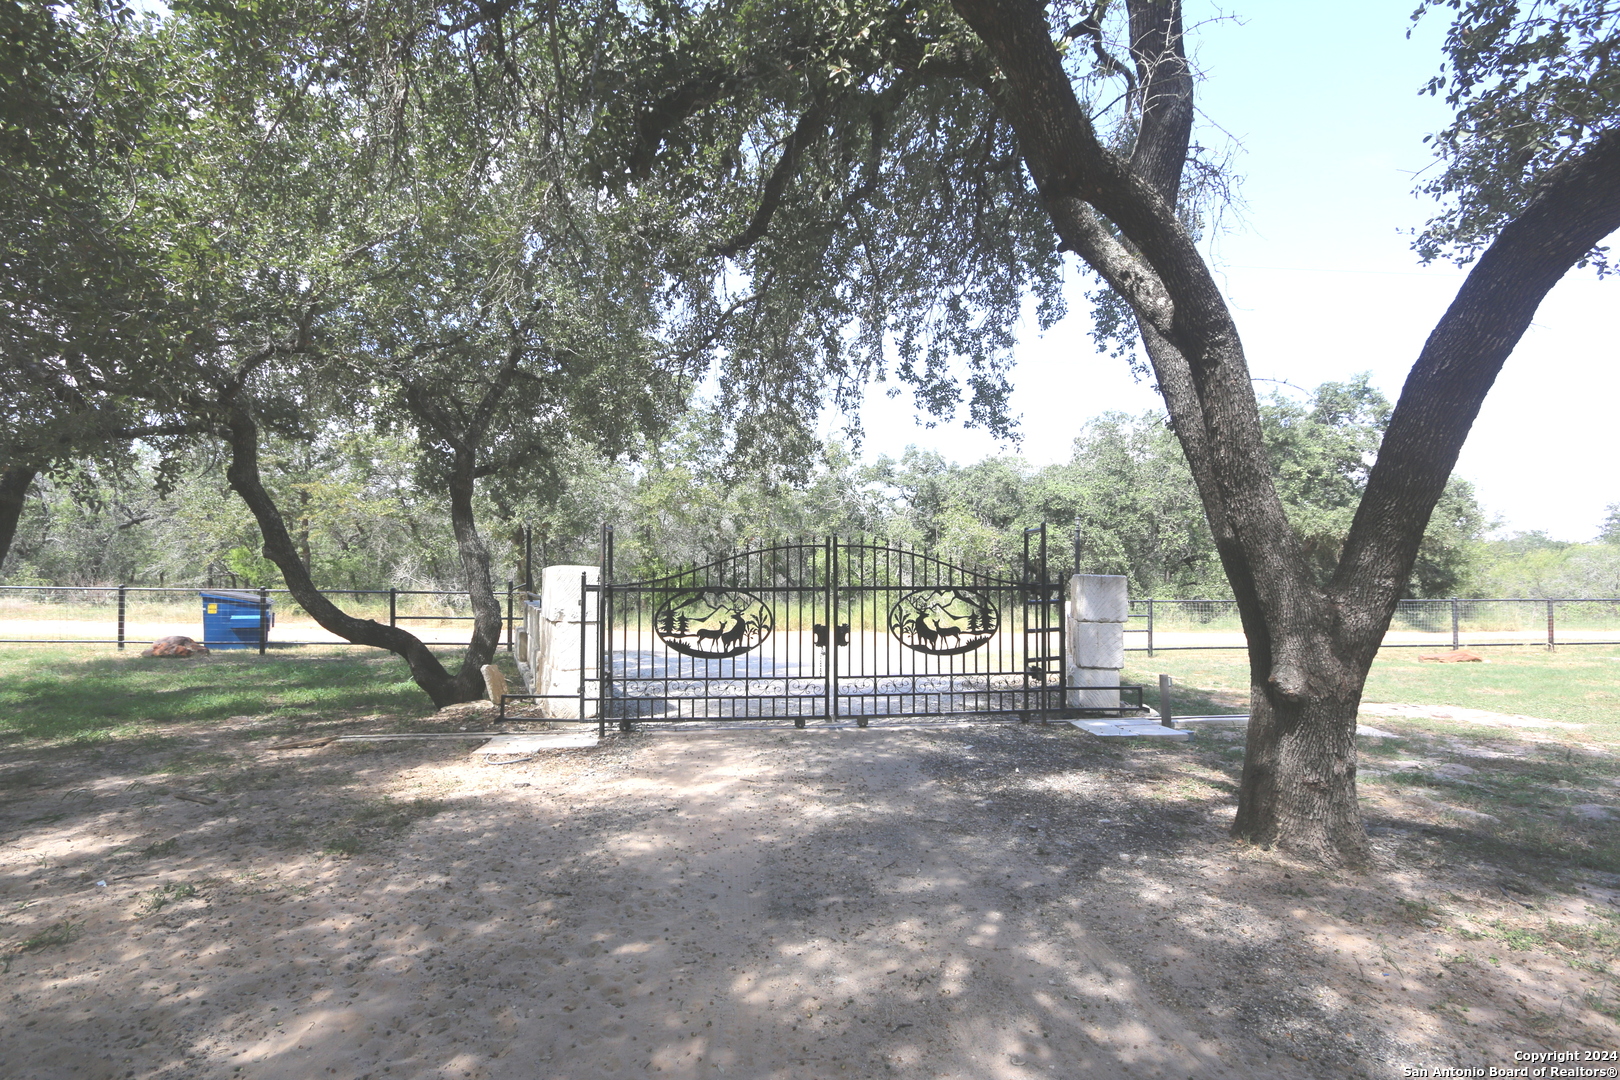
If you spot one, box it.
[3,712,1618,1080]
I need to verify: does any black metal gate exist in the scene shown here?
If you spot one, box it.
[595,525,1069,727]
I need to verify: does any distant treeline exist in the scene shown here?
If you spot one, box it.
[5,377,1616,600]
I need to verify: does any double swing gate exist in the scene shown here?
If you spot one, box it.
[584,525,1069,728]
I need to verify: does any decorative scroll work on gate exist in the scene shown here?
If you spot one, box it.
[888,587,999,656]
[654,588,773,658]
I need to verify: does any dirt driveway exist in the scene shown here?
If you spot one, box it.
[2,713,1616,1079]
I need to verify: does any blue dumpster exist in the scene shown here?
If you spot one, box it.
[200,590,274,650]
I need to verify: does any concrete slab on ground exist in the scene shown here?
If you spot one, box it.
[1069,719,1193,740]
[472,732,599,755]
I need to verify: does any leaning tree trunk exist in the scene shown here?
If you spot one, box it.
[443,446,504,703]
[222,407,475,706]
[0,465,38,573]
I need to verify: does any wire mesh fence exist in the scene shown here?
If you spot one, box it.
[1126,597,1620,653]
[0,584,517,649]
[7,584,1619,655]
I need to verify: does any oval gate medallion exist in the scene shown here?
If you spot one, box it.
[654,588,774,659]
[888,588,999,655]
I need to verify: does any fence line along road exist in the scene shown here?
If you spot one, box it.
[0,583,526,650]
[3,586,1619,655]
[1128,597,1620,653]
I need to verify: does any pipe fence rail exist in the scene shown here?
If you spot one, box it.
[0,583,522,649]
[1129,597,1620,654]
[5,584,1619,655]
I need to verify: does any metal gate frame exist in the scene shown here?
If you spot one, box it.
[584,523,1136,729]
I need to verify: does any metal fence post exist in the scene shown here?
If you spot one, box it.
[116,585,127,650]
[389,587,397,628]
[1159,673,1173,728]
[1547,599,1556,651]
[580,571,593,735]
[258,585,269,655]
[825,535,838,725]
[506,580,514,652]
[1146,598,1155,657]
[1450,598,1460,650]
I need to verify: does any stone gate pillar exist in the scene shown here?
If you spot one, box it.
[1067,575,1127,709]
[527,564,599,719]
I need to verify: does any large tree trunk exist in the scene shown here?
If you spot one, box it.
[444,446,504,703]
[222,407,478,707]
[1234,670,1368,855]
[394,343,528,704]
[0,465,39,573]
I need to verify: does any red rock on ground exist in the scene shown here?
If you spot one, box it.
[143,635,210,658]
[1418,648,1484,662]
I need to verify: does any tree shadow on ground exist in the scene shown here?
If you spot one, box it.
[1,719,1615,1079]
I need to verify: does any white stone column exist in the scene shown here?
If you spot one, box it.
[531,565,599,719]
[1067,575,1128,709]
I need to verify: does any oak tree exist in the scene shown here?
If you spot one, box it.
[580,0,1619,863]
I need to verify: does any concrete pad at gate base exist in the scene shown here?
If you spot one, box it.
[1069,719,1192,740]
[1069,574,1129,624]
[1068,622,1125,669]
[472,732,599,755]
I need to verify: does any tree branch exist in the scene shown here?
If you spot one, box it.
[1123,0,1193,202]
[629,70,746,179]
[713,102,830,259]
[1333,128,1620,657]
[1062,2,1138,101]
[953,0,1329,696]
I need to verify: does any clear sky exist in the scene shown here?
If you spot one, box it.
[842,1,1618,542]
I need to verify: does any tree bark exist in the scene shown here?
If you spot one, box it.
[394,342,527,703]
[221,407,474,707]
[0,466,39,572]
[444,444,504,703]
[1332,128,1620,664]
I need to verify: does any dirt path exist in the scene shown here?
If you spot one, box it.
[3,716,1616,1079]
[470,729,1240,1080]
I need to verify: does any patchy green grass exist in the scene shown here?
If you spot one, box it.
[136,882,197,917]
[139,836,180,859]
[1127,644,1620,743]
[16,920,80,951]
[306,796,447,856]
[1135,646,1620,880]
[1360,646,1620,738]
[0,645,445,745]
[1123,654,1249,717]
